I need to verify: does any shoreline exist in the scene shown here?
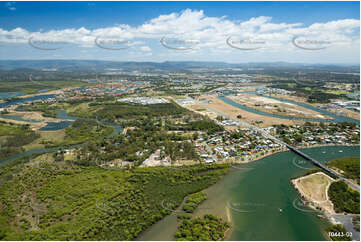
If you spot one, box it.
[134,145,359,241]
[135,165,231,241]
[290,173,340,242]
[291,172,336,215]
[228,95,333,121]
[289,156,360,241]
[227,143,358,167]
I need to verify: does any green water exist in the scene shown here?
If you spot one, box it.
[218,95,359,124]
[138,146,360,241]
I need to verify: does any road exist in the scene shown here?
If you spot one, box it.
[332,214,360,241]
[197,99,360,192]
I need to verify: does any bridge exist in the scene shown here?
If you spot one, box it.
[197,100,360,192]
[286,144,360,192]
[257,126,360,192]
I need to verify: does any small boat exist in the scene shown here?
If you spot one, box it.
[279,208,283,212]
[322,151,326,154]
[339,150,343,153]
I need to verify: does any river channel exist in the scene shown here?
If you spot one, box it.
[218,95,359,124]
[137,145,360,241]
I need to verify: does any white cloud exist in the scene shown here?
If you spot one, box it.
[0,9,359,63]
[139,46,151,52]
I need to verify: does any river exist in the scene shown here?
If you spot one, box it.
[0,94,56,108]
[137,145,360,241]
[0,109,123,167]
[218,95,359,124]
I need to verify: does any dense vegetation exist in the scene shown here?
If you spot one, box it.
[0,122,40,160]
[17,103,64,118]
[75,117,213,166]
[183,191,207,213]
[0,157,229,240]
[327,157,360,184]
[91,102,189,121]
[166,119,224,135]
[328,181,360,214]
[44,119,113,147]
[175,214,229,241]
[271,81,349,103]
[326,224,352,241]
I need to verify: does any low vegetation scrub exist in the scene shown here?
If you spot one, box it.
[183,191,207,213]
[175,214,230,241]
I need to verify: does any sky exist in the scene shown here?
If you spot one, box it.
[0,1,360,64]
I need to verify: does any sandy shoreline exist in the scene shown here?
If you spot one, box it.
[291,172,335,215]
[228,94,332,120]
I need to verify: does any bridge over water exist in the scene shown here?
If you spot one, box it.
[255,127,360,192]
[198,100,360,192]
[285,144,360,192]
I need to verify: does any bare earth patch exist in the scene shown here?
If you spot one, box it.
[292,172,336,214]
[140,149,171,167]
[229,94,331,120]
[199,95,304,127]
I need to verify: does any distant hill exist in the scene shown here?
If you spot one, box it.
[0,60,359,73]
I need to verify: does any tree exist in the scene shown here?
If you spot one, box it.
[192,132,199,141]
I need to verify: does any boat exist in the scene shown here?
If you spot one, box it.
[322,151,326,154]
[279,208,283,212]
[339,150,343,153]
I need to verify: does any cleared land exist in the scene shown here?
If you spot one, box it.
[229,94,331,120]
[292,172,335,214]
[269,93,360,121]
[23,130,66,151]
[198,95,304,127]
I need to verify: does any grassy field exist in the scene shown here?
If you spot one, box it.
[0,122,25,136]
[0,122,40,160]
[23,130,66,151]
[296,172,333,202]
[293,172,335,214]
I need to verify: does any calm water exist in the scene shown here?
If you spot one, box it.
[0,114,41,123]
[0,94,56,108]
[39,121,73,131]
[218,96,359,124]
[56,109,77,120]
[0,92,24,100]
[138,146,360,241]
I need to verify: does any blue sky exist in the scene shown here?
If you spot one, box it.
[0,1,359,63]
